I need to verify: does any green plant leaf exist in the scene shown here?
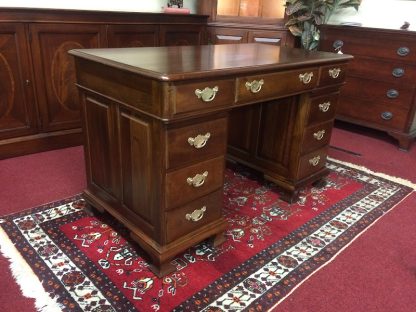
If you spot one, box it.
[286,2,308,15]
[288,25,303,37]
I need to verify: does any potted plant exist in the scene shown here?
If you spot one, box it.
[285,0,362,50]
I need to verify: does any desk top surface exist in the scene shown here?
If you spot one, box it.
[69,43,352,81]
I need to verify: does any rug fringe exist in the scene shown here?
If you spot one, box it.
[328,157,416,190]
[0,227,63,312]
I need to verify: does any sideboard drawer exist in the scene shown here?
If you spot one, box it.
[166,117,227,169]
[165,156,225,210]
[297,147,328,179]
[173,79,235,114]
[236,67,319,104]
[338,97,409,131]
[165,189,223,243]
[342,76,414,110]
[301,121,333,155]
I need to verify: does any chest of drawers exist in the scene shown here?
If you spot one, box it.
[70,44,351,277]
[320,25,416,150]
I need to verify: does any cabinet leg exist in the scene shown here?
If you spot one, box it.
[388,131,414,151]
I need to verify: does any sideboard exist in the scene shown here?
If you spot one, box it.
[0,8,207,159]
[320,25,416,150]
[70,43,352,277]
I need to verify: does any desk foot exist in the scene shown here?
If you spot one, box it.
[279,189,300,204]
[212,231,226,247]
[148,261,177,279]
[312,177,327,188]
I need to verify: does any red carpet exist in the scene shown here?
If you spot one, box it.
[0,152,414,311]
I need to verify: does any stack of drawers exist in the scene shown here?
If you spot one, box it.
[320,25,416,150]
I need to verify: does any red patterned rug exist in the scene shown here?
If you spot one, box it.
[0,159,413,312]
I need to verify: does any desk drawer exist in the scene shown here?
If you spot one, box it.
[165,156,224,210]
[173,79,235,114]
[307,93,338,125]
[319,63,348,86]
[165,189,223,243]
[301,121,333,155]
[297,147,327,179]
[236,67,319,104]
[166,117,227,169]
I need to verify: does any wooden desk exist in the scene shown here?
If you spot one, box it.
[69,43,352,277]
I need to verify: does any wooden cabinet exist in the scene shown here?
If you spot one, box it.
[198,0,293,46]
[0,23,37,141]
[320,25,416,150]
[0,8,208,159]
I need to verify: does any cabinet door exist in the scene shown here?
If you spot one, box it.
[160,25,205,46]
[107,24,159,48]
[0,23,37,140]
[30,24,105,132]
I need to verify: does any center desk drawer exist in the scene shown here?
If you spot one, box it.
[166,156,225,210]
[236,67,319,104]
[165,189,223,243]
[173,79,235,114]
[166,117,227,169]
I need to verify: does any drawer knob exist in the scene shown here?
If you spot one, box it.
[386,89,399,99]
[188,132,211,149]
[333,40,344,54]
[309,155,321,167]
[313,130,326,141]
[328,68,341,79]
[299,72,314,84]
[381,111,393,120]
[318,102,331,112]
[245,79,264,93]
[195,86,219,102]
[186,206,206,222]
[392,68,405,78]
[397,47,410,57]
[187,171,208,188]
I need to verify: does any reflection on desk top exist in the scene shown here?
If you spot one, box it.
[69,43,353,81]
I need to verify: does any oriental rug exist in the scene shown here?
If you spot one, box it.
[0,159,413,312]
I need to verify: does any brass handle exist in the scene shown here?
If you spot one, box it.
[318,102,331,112]
[381,111,393,120]
[195,86,219,102]
[186,206,206,222]
[397,47,410,57]
[245,79,264,93]
[299,72,314,84]
[188,133,211,149]
[333,40,344,54]
[186,171,208,188]
[309,155,321,167]
[392,68,404,78]
[328,68,341,79]
[313,130,326,141]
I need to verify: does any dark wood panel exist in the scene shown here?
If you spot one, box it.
[0,23,37,140]
[160,24,205,46]
[107,24,159,48]
[30,23,106,132]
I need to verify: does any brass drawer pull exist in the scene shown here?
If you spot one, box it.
[245,79,264,93]
[309,155,321,166]
[397,47,410,57]
[333,40,344,54]
[392,68,404,78]
[381,111,393,120]
[188,133,211,149]
[299,72,314,84]
[328,68,341,79]
[386,89,399,99]
[313,130,326,141]
[186,206,206,222]
[195,86,219,102]
[318,102,331,112]
[187,171,208,188]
